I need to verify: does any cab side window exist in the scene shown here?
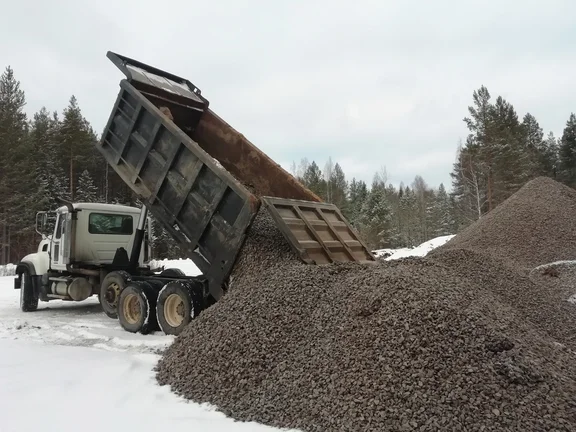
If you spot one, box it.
[89,213,133,235]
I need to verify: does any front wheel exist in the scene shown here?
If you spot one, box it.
[19,269,38,312]
[156,281,203,336]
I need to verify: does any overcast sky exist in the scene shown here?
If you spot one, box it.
[1,0,575,189]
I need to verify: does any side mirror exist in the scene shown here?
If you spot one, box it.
[35,212,49,237]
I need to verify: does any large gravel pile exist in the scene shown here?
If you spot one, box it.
[434,176,576,268]
[156,188,576,431]
[430,176,576,352]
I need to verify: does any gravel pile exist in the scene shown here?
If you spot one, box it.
[430,247,576,353]
[156,200,576,431]
[429,176,576,352]
[434,176,576,269]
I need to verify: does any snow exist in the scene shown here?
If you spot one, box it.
[0,235,456,431]
[0,263,15,276]
[372,234,456,261]
[0,258,201,278]
[0,275,296,432]
[149,258,202,276]
[212,157,225,169]
[529,260,576,305]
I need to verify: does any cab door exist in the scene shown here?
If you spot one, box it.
[50,211,70,271]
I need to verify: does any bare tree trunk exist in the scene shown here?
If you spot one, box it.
[324,157,334,203]
[105,162,109,203]
[7,227,10,264]
[487,167,493,212]
[458,152,486,222]
[70,146,74,201]
[1,219,5,265]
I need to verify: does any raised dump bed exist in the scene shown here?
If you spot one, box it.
[98,52,375,301]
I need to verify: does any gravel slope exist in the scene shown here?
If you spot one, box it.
[156,177,576,431]
[433,176,576,269]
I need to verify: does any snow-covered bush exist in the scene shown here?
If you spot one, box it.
[0,264,16,277]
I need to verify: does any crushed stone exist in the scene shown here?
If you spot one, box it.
[156,177,576,431]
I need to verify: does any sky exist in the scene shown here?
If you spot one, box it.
[1,0,575,190]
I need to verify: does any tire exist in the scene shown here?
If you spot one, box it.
[117,281,158,334]
[156,281,203,336]
[143,279,164,334]
[19,269,38,312]
[159,268,186,277]
[99,271,131,319]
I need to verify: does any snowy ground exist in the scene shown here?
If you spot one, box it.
[373,234,456,260]
[0,239,454,432]
[0,260,293,432]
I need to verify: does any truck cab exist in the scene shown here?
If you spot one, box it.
[14,202,150,312]
[50,202,148,269]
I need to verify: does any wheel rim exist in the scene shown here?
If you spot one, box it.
[105,282,121,308]
[164,294,185,328]
[122,293,141,325]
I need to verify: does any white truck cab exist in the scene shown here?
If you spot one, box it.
[15,201,151,313]
[51,202,147,269]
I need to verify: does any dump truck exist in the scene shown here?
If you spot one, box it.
[13,51,375,336]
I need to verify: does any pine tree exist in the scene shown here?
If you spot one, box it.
[385,184,402,247]
[558,113,576,187]
[490,96,527,202]
[0,66,29,263]
[539,132,559,178]
[29,108,70,212]
[301,161,326,199]
[434,183,454,236]
[520,113,544,176]
[425,189,440,238]
[347,178,368,227]
[411,175,432,240]
[452,87,531,226]
[330,163,348,213]
[358,186,392,249]
[398,187,420,247]
[57,95,99,201]
[463,86,495,211]
[150,218,183,259]
[76,169,99,202]
[450,142,485,228]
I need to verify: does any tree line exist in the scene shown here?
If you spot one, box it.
[1,64,575,263]
[292,86,575,249]
[0,66,140,263]
[290,159,455,249]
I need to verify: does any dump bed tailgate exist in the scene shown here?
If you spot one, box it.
[262,197,375,264]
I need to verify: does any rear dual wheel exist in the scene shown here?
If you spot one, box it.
[116,277,204,336]
[156,281,203,336]
[100,271,131,319]
[117,281,162,335]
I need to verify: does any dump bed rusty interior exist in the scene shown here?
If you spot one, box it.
[98,52,375,299]
[106,52,321,203]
